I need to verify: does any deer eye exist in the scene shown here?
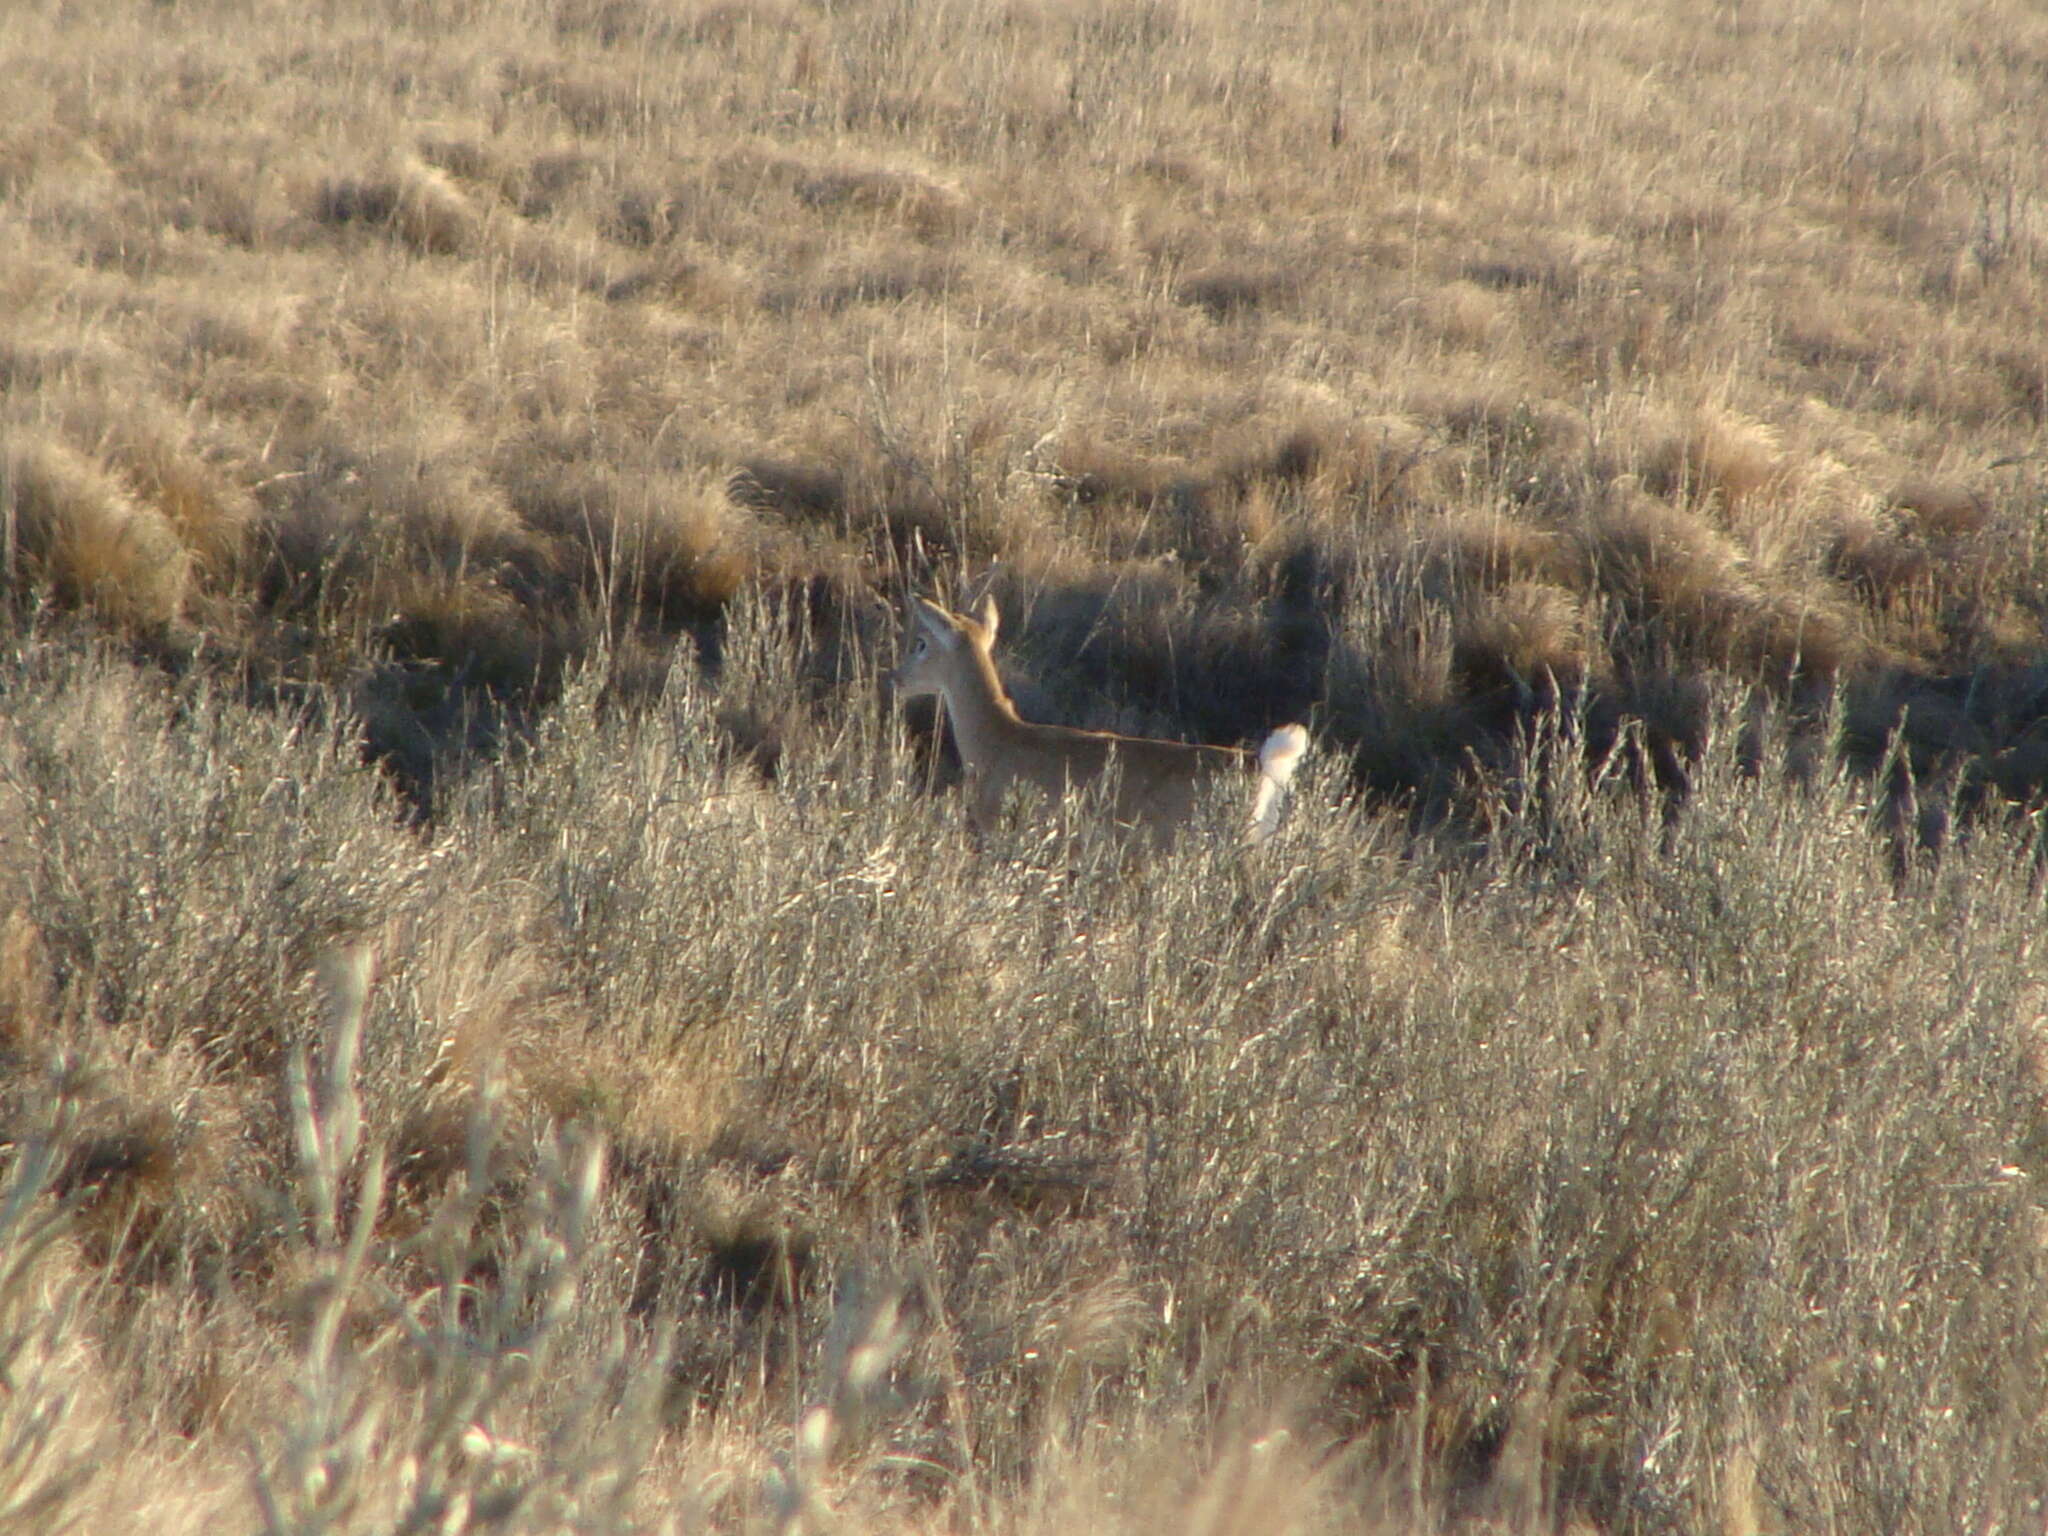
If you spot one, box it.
[913,637,928,657]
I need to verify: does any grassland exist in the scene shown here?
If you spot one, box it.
[2,0,2047,1529]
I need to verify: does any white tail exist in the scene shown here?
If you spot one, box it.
[892,593,1307,843]
[1249,722,1309,843]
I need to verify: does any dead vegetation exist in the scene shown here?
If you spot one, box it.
[3,0,2048,1528]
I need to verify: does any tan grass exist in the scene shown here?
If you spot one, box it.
[5,0,2048,1524]
[1453,580,1595,698]
[1641,406,1790,515]
[311,155,485,257]
[1,434,192,627]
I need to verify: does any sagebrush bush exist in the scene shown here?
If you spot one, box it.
[0,598,2043,1530]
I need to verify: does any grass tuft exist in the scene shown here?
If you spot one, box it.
[2,435,191,628]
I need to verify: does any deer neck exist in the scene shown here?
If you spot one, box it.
[940,646,1024,773]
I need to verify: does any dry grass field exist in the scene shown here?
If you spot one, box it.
[4,0,2048,1529]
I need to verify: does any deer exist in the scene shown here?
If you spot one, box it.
[891,592,1309,844]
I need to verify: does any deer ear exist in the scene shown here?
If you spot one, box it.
[913,597,954,642]
[972,593,1000,643]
